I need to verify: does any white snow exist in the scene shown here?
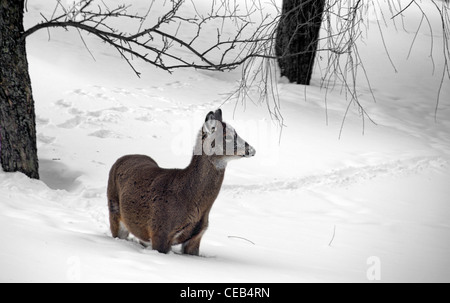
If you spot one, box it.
[1,0,449,282]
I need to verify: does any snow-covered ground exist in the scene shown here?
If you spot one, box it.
[1,0,449,282]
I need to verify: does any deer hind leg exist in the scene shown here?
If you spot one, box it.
[108,198,129,239]
[139,240,151,248]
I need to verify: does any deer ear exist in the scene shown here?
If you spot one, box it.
[204,111,217,134]
[205,111,215,122]
[214,109,223,122]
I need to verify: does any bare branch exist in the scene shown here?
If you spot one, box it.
[23,0,274,77]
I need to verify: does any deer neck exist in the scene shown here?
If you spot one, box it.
[180,129,226,207]
[182,154,225,206]
[186,154,225,183]
[192,129,230,171]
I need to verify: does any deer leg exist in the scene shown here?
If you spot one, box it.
[151,232,171,254]
[182,237,202,256]
[139,240,151,248]
[117,221,130,240]
[182,219,208,256]
[108,198,126,239]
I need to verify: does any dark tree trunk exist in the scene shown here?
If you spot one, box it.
[275,0,326,85]
[0,0,39,179]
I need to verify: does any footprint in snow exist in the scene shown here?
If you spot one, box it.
[165,81,190,89]
[55,99,72,108]
[88,129,122,139]
[37,133,56,144]
[57,116,83,129]
[36,116,50,126]
[72,88,89,96]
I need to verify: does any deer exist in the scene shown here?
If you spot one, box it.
[107,109,256,255]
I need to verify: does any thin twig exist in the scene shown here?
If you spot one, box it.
[391,0,415,20]
[228,236,255,245]
[75,28,96,61]
[328,225,336,247]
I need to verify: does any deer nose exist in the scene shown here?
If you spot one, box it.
[245,143,256,157]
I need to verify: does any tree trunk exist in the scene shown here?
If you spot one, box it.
[0,0,39,179]
[275,0,325,85]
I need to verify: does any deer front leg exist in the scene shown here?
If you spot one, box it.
[182,234,203,256]
[182,218,208,256]
[151,232,171,254]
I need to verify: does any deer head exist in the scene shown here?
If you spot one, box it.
[194,109,256,168]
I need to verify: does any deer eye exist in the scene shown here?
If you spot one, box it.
[224,129,234,141]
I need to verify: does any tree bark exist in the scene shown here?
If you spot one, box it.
[0,0,39,179]
[275,0,325,85]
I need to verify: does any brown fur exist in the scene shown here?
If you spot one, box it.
[107,109,255,255]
